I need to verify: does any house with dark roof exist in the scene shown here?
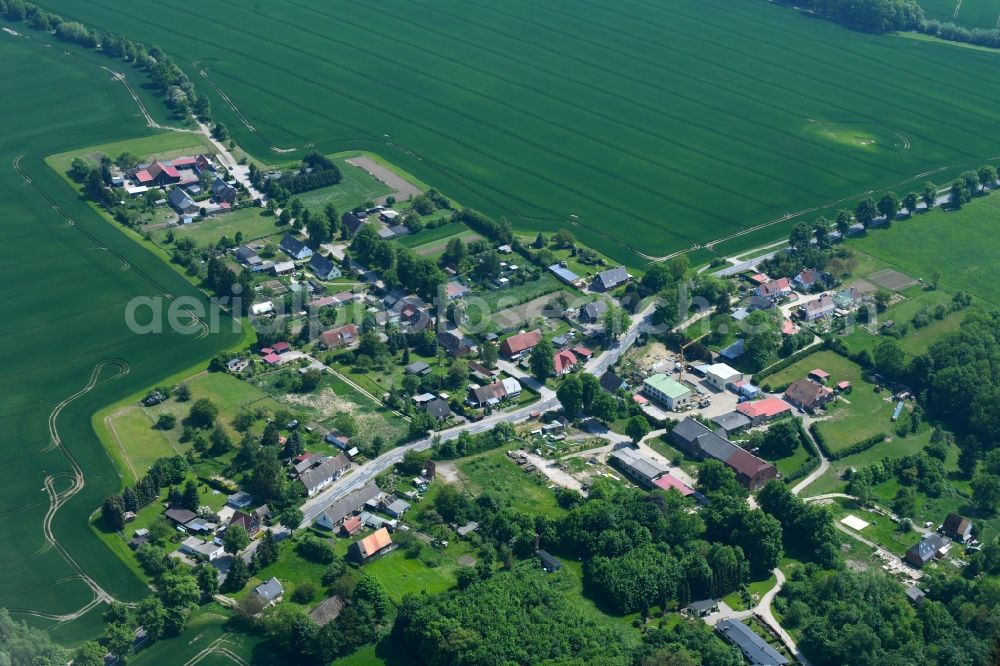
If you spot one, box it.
[592,266,630,292]
[234,245,262,270]
[165,507,198,526]
[580,300,609,323]
[684,599,719,617]
[309,595,345,626]
[501,329,542,359]
[670,418,777,490]
[600,371,626,393]
[211,177,237,203]
[308,253,341,280]
[536,550,562,573]
[299,454,351,496]
[280,234,313,260]
[716,619,788,665]
[315,482,382,530]
[467,382,507,408]
[320,324,359,349]
[610,447,670,488]
[341,211,367,238]
[905,534,948,568]
[230,510,261,537]
[348,527,394,564]
[438,329,477,357]
[784,379,835,413]
[168,187,198,214]
[710,411,752,436]
[425,398,453,422]
[468,361,498,383]
[943,513,973,542]
[405,361,432,376]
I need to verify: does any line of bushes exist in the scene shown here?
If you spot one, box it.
[785,455,821,484]
[755,343,827,387]
[784,418,821,483]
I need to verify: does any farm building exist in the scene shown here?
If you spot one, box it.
[735,397,792,425]
[704,363,743,391]
[651,473,695,496]
[670,418,777,490]
[168,187,197,214]
[643,374,692,410]
[716,619,788,666]
[549,263,581,285]
[536,550,562,573]
[609,447,670,488]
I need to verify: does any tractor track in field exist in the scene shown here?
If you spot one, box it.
[33,360,133,620]
[183,636,250,666]
[101,65,198,135]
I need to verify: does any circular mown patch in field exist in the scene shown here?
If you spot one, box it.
[802,119,910,152]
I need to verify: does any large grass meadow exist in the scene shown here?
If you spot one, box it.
[0,36,243,633]
[33,0,1000,265]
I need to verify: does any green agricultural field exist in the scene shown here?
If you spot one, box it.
[921,0,1000,29]
[851,192,1000,306]
[0,35,243,631]
[36,0,1000,265]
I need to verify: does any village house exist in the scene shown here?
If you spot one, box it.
[348,527,394,564]
[905,533,948,568]
[425,398,453,422]
[320,324,359,349]
[226,357,249,373]
[299,454,351,496]
[800,294,836,321]
[168,187,198,214]
[591,265,630,292]
[553,349,578,376]
[405,360,432,376]
[942,512,973,542]
[280,234,313,261]
[670,418,777,490]
[500,329,543,359]
[180,536,225,562]
[211,177,237,204]
[794,269,824,291]
[437,328,477,357]
[234,245,262,270]
[756,277,792,301]
[271,261,295,276]
[467,361,498,383]
[384,498,411,518]
[579,300,609,324]
[643,374,692,410]
[784,378,835,413]
[341,211,367,238]
[165,507,198,526]
[253,577,285,607]
[308,253,342,280]
[445,281,470,300]
[315,482,383,530]
[227,491,253,509]
[467,381,507,409]
[601,371,626,393]
[230,509,262,537]
[719,339,744,361]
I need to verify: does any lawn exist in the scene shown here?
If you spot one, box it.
[772,444,813,479]
[457,450,564,518]
[826,498,921,557]
[0,35,245,626]
[294,152,394,210]
[41,0,1000,265]
[477,273,564,311]
[411,229,484,258]
[765,350,897,453]
[397,221,469,248]
[851,193,1000,307]
[128,604,262,666]
[152,206,285,249]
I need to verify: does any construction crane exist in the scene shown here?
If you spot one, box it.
[677,331,710,384]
